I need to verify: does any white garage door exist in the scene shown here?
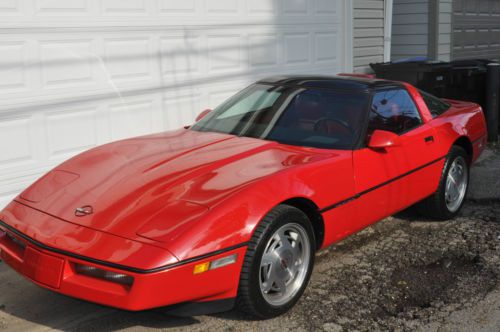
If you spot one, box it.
[0,0,350,208]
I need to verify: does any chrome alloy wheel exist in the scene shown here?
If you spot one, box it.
[259,223,311,306]
[445,156,468,213]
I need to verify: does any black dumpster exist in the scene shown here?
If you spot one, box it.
[370,60,452,98]
[370,59,491,109]
[448,59,492,109]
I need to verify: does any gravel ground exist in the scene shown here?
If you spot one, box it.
[1,150,499,331]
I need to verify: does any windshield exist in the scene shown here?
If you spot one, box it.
[191,84,369,149]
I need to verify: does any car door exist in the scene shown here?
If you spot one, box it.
[352,87,443,229]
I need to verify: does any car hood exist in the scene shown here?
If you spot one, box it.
[17,129,328,245]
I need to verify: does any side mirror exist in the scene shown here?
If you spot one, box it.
[196,109,212,122]
[368,130,401,149]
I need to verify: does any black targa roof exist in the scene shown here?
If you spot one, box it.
[258,75,401,92]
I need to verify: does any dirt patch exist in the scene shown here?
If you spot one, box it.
[292,202,500,331]
[386,255,497,316]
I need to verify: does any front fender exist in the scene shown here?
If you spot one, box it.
[163,151,355,261]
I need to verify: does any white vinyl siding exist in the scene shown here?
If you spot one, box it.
[391,0,429,60]
[437,0,452,61]
[353,0,385,73]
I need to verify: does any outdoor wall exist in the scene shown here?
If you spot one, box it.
[391,0,500,63]
[434,0,452,61]
[353,0,385,72]
[453,0,500,61]
[391,0,429,61]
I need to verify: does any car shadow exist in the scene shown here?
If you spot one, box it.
[393,205,422,222]
[393,200,482,223]
[0,263,261,331]
[59,307,201,331]
[0,269,201,331]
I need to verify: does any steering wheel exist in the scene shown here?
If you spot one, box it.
[313,117,354,135]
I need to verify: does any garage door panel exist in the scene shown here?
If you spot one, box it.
[0,0,23,15]
[248,0,277,15]
[206,0,240,14]
[283,0,308,14]
[45,107,99,159]
[0,41,29,93]
[103,37,154,83]
[453,0,500,61]
[161,35,201,75]
[40,39,97,89]
[109,100,155,141]
[101,0,149,15]
[315,32,339,63]
[315,0,338,15]
[34,0,94,16]
[207,34,243,72]
[0,0,347,208]
[158,0,198,15]
[0,117,33,165]
[284,32,311,65]
[249,33,279,67]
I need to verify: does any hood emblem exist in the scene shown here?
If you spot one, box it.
[75,205,93,217]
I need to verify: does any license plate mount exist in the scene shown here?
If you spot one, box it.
[23,247,64,289]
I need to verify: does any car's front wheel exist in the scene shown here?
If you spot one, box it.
[236,205,315,318]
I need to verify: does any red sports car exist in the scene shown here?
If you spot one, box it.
[0,75,487,318]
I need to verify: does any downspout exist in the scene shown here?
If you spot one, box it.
[383,0,394,62]
[428,0,438,60]
[344,0,354,72]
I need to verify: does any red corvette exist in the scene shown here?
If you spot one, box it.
[0,75,487,318]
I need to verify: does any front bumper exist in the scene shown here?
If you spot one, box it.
[0,203,246,311]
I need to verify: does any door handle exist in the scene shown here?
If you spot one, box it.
[424,136,434,143]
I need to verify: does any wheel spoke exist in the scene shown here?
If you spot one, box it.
[450,182,459,200]
[261,263,278,293]
[291,237,302,261]
[261,281,273,293]
[274,277,287,294]
[277,229,294,252]
[446,178,452,193]
[286,266,296,280]
[447,170,460,200]
[261,252,276,266]
[448,173,457,186]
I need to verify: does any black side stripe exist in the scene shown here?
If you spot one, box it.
[0,219,248,275]
[319,155,447,214]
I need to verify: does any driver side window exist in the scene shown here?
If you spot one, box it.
[368,89,422,135]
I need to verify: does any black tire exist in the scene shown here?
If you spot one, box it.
[236,205,316,319]
[417,146,470,220]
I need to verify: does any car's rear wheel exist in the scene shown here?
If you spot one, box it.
[418,146,469,220]
[236,205,315,319]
